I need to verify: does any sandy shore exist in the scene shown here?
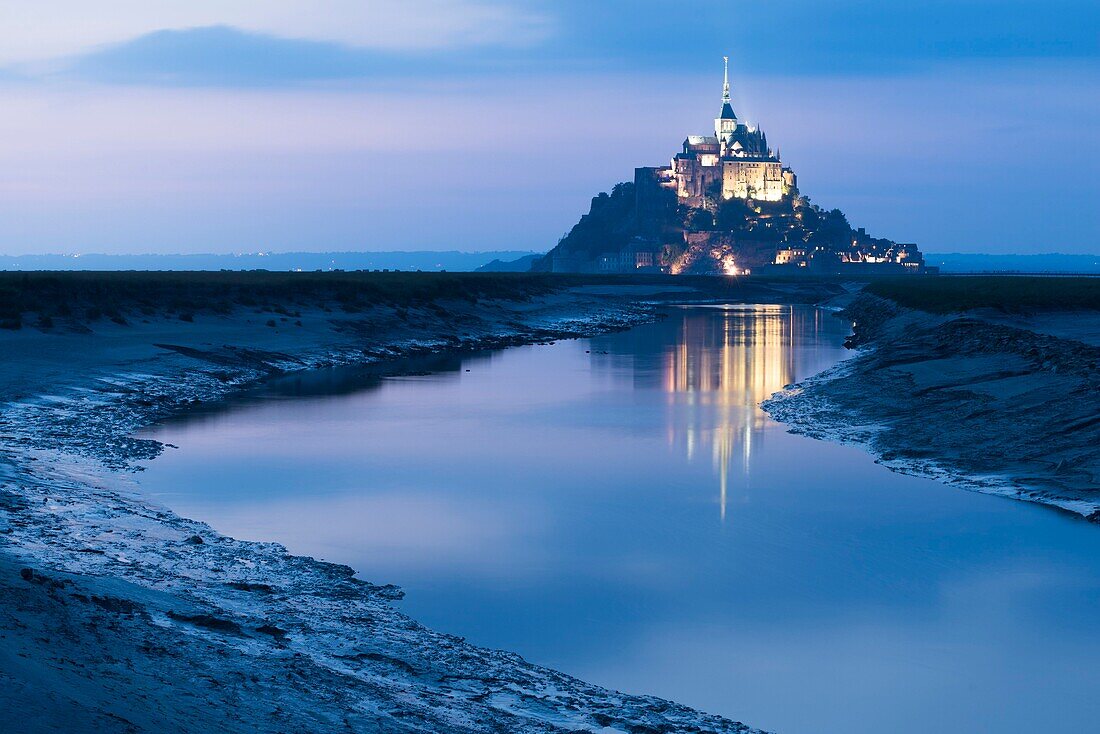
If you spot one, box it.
[2,280,846,734]
[764,292,1100,521]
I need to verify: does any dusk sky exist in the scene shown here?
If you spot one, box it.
[0,1,1097,255]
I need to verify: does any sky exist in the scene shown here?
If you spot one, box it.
[0,1,1097,255]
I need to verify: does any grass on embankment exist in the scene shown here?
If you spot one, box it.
[0,271,768,330]
[0,271,570,330]
[865,276,1100,314]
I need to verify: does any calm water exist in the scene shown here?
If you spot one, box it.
[137,306,1100,734]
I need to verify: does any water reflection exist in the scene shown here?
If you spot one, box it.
[592,306,822,520]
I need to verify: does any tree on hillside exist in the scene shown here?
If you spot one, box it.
[684,208,714,231]
[714,197,752,231]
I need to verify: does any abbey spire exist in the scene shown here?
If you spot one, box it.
[719,56,737,121]
[715,56,738,143]
[722,56,731,104]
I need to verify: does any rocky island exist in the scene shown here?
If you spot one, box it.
[538,59,927,277]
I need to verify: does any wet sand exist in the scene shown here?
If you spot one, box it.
[765,293,1100,520]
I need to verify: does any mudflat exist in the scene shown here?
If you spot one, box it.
[766,279,1100,519]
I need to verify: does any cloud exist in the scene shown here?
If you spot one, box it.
[56,24,564,87]
[63,26,405,86]
[0,0,553,64]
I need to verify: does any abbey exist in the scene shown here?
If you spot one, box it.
[538,58,925,275]
[657,57,794,207]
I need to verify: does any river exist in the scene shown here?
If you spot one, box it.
[137,305,1100,734]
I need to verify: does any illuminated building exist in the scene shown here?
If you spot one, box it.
[649,57,791,207]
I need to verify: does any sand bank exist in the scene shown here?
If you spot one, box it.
[764,292,1099,520]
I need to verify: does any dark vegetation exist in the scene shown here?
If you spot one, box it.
[0,270,775,330]
[686,195,853,247]
[542,182,639,263]
[0,271,571,330]
[866,276,1100,313]
[0,268,858,332]
[8,270,1084,331]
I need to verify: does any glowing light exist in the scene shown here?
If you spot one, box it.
[663,308,799,520]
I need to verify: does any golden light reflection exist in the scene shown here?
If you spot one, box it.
[663,306,817,520]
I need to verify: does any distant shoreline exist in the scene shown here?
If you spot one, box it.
[0,250,1096,274]
[0,250,542,273]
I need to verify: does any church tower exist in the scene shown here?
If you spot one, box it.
[714,56,738,145]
